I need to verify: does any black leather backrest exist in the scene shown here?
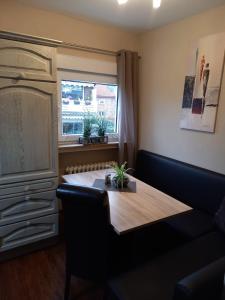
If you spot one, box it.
[56,183,111,281]
[136,150,225,215]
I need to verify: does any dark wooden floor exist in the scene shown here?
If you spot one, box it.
[0,243,104,300]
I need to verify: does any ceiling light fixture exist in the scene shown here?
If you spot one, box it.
[153,0,161,9]
[117,0,128,5]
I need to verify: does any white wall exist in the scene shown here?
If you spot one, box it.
[0,0,138,52]
[139,5,225,174]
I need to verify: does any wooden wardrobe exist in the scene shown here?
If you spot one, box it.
[0,36,59,252]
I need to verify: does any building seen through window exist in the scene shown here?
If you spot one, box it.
[61,81,118,136]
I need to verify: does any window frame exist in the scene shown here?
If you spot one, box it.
[57,71,119,144]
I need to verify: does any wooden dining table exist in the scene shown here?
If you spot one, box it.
[63,169,192,235]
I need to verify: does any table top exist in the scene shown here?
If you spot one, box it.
[63,169,192,235]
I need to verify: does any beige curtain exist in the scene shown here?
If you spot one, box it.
[117,50,139,168]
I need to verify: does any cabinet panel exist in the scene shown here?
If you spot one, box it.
[0,39,56,82]
[0,79,58,184]
[0,178,58,198]
[0,214,58,252]
[0,190,58,226]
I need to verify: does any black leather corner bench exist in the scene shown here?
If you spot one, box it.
[135,150,225,240]
[108,150,225,300]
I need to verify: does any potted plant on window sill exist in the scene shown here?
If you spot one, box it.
[79,115,109,145]
[97,117,108,144]
[81,116,92,145]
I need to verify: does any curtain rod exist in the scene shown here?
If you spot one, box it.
[0,30,62,47]
[0,30,140,58]
[60,42,118,57]
[60,42,141,58]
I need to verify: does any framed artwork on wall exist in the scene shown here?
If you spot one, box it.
[180,32,225,132]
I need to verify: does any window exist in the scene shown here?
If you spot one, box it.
[59,79,118,142]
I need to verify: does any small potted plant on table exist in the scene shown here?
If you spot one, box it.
[112,162,131,189]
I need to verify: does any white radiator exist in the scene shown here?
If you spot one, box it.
[65,161,117,174]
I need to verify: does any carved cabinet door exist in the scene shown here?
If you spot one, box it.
[0,78,58,185]
[0,38,56,82]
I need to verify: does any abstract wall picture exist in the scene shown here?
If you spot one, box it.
[182,76,195,108]
[180,33,225,132]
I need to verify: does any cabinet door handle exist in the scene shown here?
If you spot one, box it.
[15,72,26,80]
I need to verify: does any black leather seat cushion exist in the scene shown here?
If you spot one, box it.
[135,150,225,215]
[108,231,225,300]
[165,209,215,239]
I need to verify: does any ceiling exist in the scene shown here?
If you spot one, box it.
[17,0,225,32]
